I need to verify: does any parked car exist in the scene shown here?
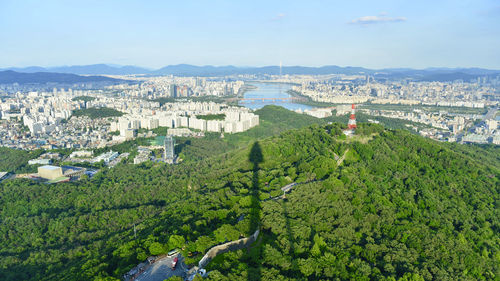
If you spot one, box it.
[167,249,179,256]
[171,257,178,269]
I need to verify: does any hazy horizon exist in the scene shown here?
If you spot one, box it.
[2,63,500,71]
[1,0,499,69]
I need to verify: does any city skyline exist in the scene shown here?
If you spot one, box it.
[1,0,499,69]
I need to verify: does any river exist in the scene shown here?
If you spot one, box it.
[239,83,313,111]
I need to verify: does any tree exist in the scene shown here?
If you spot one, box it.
[168,235,185,249]
[149,242,166,255]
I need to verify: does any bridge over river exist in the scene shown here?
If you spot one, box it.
[227,96,307,103]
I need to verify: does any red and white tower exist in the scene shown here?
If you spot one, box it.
[348,104,357,130]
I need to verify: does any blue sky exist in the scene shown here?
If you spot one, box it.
[1,0,499,69]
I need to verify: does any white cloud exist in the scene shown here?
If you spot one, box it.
[270,13,286,21]
[349,14,406,25]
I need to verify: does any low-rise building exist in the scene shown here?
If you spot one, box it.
[304,108,333,118]
[93,151,119,164]
[0,172,10,183]
[462,134,489,144]
[38,165,63,180]
[69,150,93,158]
[133,147,151,164]
[28,159,52,165]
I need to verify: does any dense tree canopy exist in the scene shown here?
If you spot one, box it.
[0,147,43,173]
[72,108,124,119]
[0,107,498,281]
[72,96,96,102]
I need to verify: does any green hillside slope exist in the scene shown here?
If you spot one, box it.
[175,105,326,162]
[0,122,498,281]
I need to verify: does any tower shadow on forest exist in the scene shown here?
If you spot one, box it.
[282,201,294,252]
[282,199,298,274]
[247,141,263,281]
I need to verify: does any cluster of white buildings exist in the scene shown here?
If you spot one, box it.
[292,79,497,108]
[363,109,469,131]
[133,147,152,164]
[462,118,500,144]
[0,89,118,150]
[361,107,500,144]
[1,90,77,135]
[108,76,245,99]
[0,81,261,150]
[110,102,259,140]
[92,150,119,164]
[299,108,333,118]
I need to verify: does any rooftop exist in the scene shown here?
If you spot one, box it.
[39,165,61,170]
[62,165,83,171]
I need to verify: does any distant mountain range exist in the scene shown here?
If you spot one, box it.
[1,64,499,82]
[0,70,128,84]
[3,64,151,76]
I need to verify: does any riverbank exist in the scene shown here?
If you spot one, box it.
[287,89,489,115]
[361,103,488,114]
[238,84,257,96]
[238,83,313,111]
[251,80,301,86]
[286,90,337,108]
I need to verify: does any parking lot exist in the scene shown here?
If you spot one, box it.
[134,255,187,281]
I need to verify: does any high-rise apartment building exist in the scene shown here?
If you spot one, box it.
[164,135,175,163]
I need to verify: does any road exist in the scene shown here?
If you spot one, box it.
[457,107,497,142]
[198,230,259,269]
[336,149,349,166]
[483,107,498,120]
[134,255,188,281]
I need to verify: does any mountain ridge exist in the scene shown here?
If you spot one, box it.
[2,64,499,81]
[0,70,129,84]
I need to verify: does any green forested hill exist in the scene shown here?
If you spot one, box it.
[223,105,327,146]
[0,121,498,281]
[0,147,43,173]
[175,105,327,162]
[71,107,124,119]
